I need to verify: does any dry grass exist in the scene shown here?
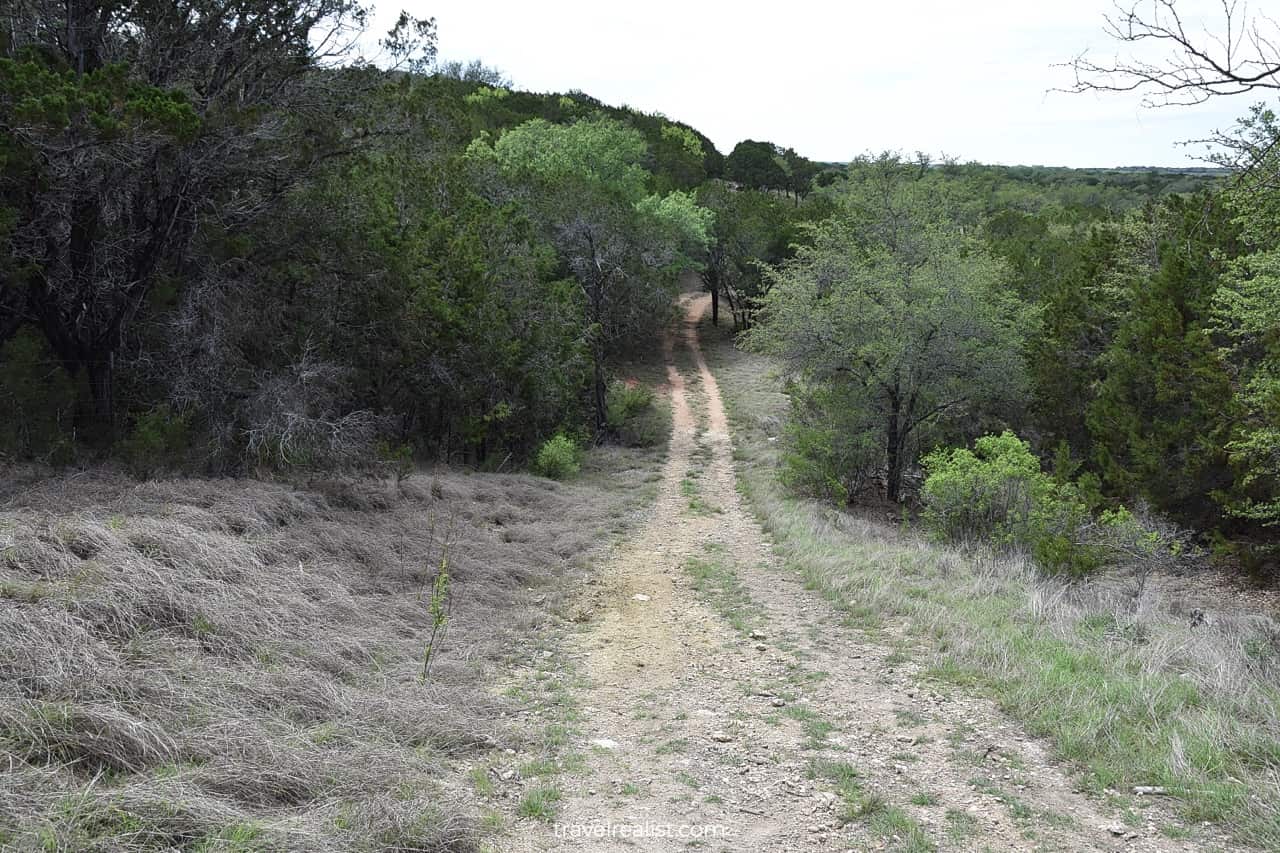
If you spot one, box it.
[705,322,1280,849]
[0,449,659,851]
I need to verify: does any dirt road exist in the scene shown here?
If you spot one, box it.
[503,293,1200,852]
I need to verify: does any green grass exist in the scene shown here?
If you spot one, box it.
[655,738,689,755]
[866,806,936,853]
[944,808,979,844]
[683,554,758,634]
[517,786,561,821]
[469,765,495,797]
[807,759,935,851]
[681,469,723,515]
[970,777,1034,824]
[706,327,1280,849]
[675,770,701,789]
[783,704,835,749]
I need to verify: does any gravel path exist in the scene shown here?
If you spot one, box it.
[501,293,1207,853]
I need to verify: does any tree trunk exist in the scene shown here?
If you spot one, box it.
[86,352,116,442]
[592,350,607,437]
[885,402,902,504]
[588,274,608,437]
[711,284,719,326]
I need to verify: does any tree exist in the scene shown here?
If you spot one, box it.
[469,117,711,433]
[781,147,821,202]
[697,182,797,329]
[0,0,431,438]
[435,58,511,87]
[1212,147,1280,527]
[726,139,788,192]
[651,123,708,191]
[1086,195,1237,526]
[746,157,1034,503]
[1066,0,1280,536]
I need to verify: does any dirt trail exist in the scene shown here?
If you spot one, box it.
[504,294,1201,852]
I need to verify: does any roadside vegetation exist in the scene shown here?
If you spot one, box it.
[708,328,1280,848]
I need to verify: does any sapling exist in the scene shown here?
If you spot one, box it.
[419,502,458,682]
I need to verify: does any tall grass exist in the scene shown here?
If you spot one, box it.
[0,451,658,851]
[706,326,1280,849]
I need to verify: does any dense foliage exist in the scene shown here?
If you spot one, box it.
[0,4,719,471]
[744,149,1279,569]
[921,432,1102,576]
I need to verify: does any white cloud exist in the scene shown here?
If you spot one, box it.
[376,0,1259,167]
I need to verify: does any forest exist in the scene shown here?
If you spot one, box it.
[3,1,1276,576]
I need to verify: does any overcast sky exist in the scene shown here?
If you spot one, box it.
[374,1,1254,168]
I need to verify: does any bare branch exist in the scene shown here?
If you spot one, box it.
[1059,0,1280,107]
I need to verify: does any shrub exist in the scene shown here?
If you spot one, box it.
[921,431,1103,575]
[0,328,77,462]
[376,441,415,484]
[778,383,881,504]
[531,433,580,480]
[605,380,669,447]
[118,405,194,478]
[605,380,652,427]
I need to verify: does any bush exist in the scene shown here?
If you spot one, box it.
[532,433,580,480]
[605,380,669,447]
[118,405,194,478]
[376,441,415,483]
[778,383,881,504]
[0,328,77,462]
[921,431,1103,575]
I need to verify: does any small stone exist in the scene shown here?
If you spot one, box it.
[710,730,733,743]
[749,629,767,640]
[632,593,651,601]
[754,642,767,652]
[590,738,620,750]
[770,697,786,707]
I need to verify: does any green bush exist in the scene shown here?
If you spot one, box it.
[605,380,669,447]
[0,327,77,462]
[376,441,415,483]
[605,380,652,426]
[118,405,193,478]
[531,433,580,480]
[921,431,1103,575]
[778,383,880,504]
